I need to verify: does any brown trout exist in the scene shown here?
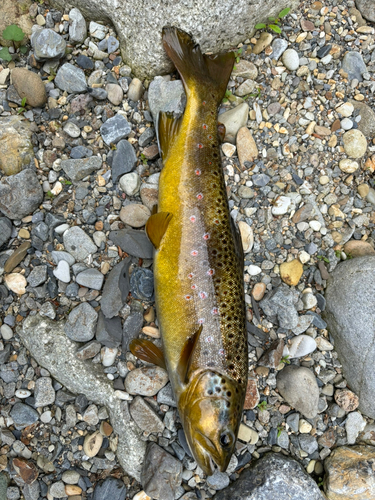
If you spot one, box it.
[131,27,248,475]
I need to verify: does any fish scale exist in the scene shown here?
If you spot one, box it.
[133,27,248,474]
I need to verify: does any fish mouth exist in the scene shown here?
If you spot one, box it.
[194,431,230,475]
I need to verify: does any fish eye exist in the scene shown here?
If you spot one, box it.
[220,432,233,448]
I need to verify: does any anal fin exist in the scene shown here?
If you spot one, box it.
[129,339,166,370]
[177,325,203,385]
[146,211,173,249]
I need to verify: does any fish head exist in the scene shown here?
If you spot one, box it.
[180,370,242,475]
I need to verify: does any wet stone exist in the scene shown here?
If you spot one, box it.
[130,267,154,301]
[10,403,39,430]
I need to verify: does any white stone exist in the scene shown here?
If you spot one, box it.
[284,335,317,359]
[299,419,313,433]
[54,223,70,235]
[41,410,53,423]
[4,273,27,295]
[346,412,366,444]
[53,260,71,283]
[114,390,133,400]
[15,389,31,399]
[238,221,253,253]
[63,122,80,138]
[248,265,261,276]
[93,231,106,247]
[0,324,13,340]
[271,196,292,215]
[336,102,354,117]
[309,220,321,231]
[339,159,359,173]
[302,292,317,309]
[341,118,353,130]
[101,347,118,367]
[51,181,63,196]
[299,251,310,264]
[222,143,236,157]
[119,172,141,196]
[282,49,300,71]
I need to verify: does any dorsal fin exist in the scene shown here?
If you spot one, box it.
[129,339,166,370]
[145,211,173,249]
[158,111,182,161]
[177,325,203,385]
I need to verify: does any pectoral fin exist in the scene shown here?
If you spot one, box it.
[217,123,226,143]
[177,325,203,385]
[129,339,166,370]
[158,111,182,161]
[146,211,173,249]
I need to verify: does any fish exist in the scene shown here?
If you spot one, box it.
[130,27,248,475]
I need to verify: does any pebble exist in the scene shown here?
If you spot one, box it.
[69,8,87,43]
[346,412,366,444]
[34,377,55,407]
[341,51,367,81]
[55,63,87,93]
[282,49,300,71]
[125,366,168,396]
[277,365,319,419]
[63,226,97,261]
[76,268,104,290]
[207,471,230,490]
[343,129,367,158]
[49,481,66,498]
[106,84,123,105]
[271,38,288,60]
[120,204,151,228]
[272,196,292,215]
[61,156,102,182]
[83,431,103,457]
[100,114,132,145]
[280,259,303,286]
[53,260,70,283]
[285,335,317,359]
[253,32,273,55]
[92,477,126,500]
[218,103,249,143]
[339,158,359,173]
[128,78,144,102]
[4,274,27,295]
[65,302,98,342]
[238,221,253,253]
[119,172,141,196]
[252,282,266,301]
[130,396,165,433]
[11,68,47,108]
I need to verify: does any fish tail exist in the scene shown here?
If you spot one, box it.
[162,26,235,104]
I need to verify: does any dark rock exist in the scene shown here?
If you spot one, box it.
[317,45,331,58]
[130,267,154,301]
[212,453,324,500]
[96,312,123,347]
[10,403,39,430]
[109,229,153,259]
[122,310,143,351]
[260,286,299,329]
[70,146,93,159]
[101,257,131,318]
[92,477,126,500]
[76,54,94,70]
[32,222,49,241]
[0,217,12,248]
[141,443,182,500]
[324,256,375,418]
[110,140,138,182]
[138,127,155,147]
[0,170,43,220]
[100,114,131,145]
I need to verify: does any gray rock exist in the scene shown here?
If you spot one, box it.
[141,443,182,500]
[212,453,325,500]
[27,265,47,287]
[61,156,102,182]
[349,99,375,138]
[49,481,66,499]
[110,140,137,182]
[101,257,131,318]
[138,127,155,147]
[107,36,120,53]
[218,103,249,144]
[325,259,375,406]
[109,229,153,259]
[88,87,108,100]
[93,477,126,500]
[33,29,66,60]
[34,377,55,407]
[96,312,123,348]
[76,268,104,290]
[207,471,230,490]
[345,412,366,444]
[76,340,101,360]
[100,114,131,145]
[125,365,169,396]
[299,434,318,455]
[130,267,154,301]
[47,0,299,78]
[20,315,146,480]
[282,49,300,71]
[55,63,87,93]
[6,486,20,500]
[130,396,165,433]
[65,302,98,342]
[122,310,144,352]
[0,170,43,220]
[157,383,177,407]
[277,365,319,419]
[70,145,93,159]
[291,315,314,335]
[342,52,367,81]
[260,286,299,330]
[0,217,12,248]
[63,226,97,261]
[22,481,40,500]
[69,8,87,43]
[148,77,186,121]
[10,403,39,430]
[52,251,76,266]
[0,474,7,500]
[286,413,299,433]
[39,302,56,320]
[355,0,375,21]
[271,38,288,60]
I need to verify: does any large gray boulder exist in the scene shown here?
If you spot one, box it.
[49,0,299,78]
[213,453,325,500]
[324,256,375,419]
[356,0,375,22]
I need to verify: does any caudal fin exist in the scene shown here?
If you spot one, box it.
[162,27,235,104]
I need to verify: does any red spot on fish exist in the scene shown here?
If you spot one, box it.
[219,349,225,356]
[208,135,213,140]
[203,124,207,130]
[195,169,201,176]
[197,193,203,200]
[190,216,196,223]
[198,143,203,149]
[188,273,194,279]
[191,250,198,256]
[208,161,212,165]
[206,335,214,343]
[185,295,192,300]
[214,219,219,224]
[198,318,205,324]
[203,233,210,240]
[191,284,197,290]
[202,101,206,105]
[207,269,215,276]
[211,307,219,315]
[199,291,207,299]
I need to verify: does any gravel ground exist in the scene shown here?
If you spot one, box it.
[0,0,375,499]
